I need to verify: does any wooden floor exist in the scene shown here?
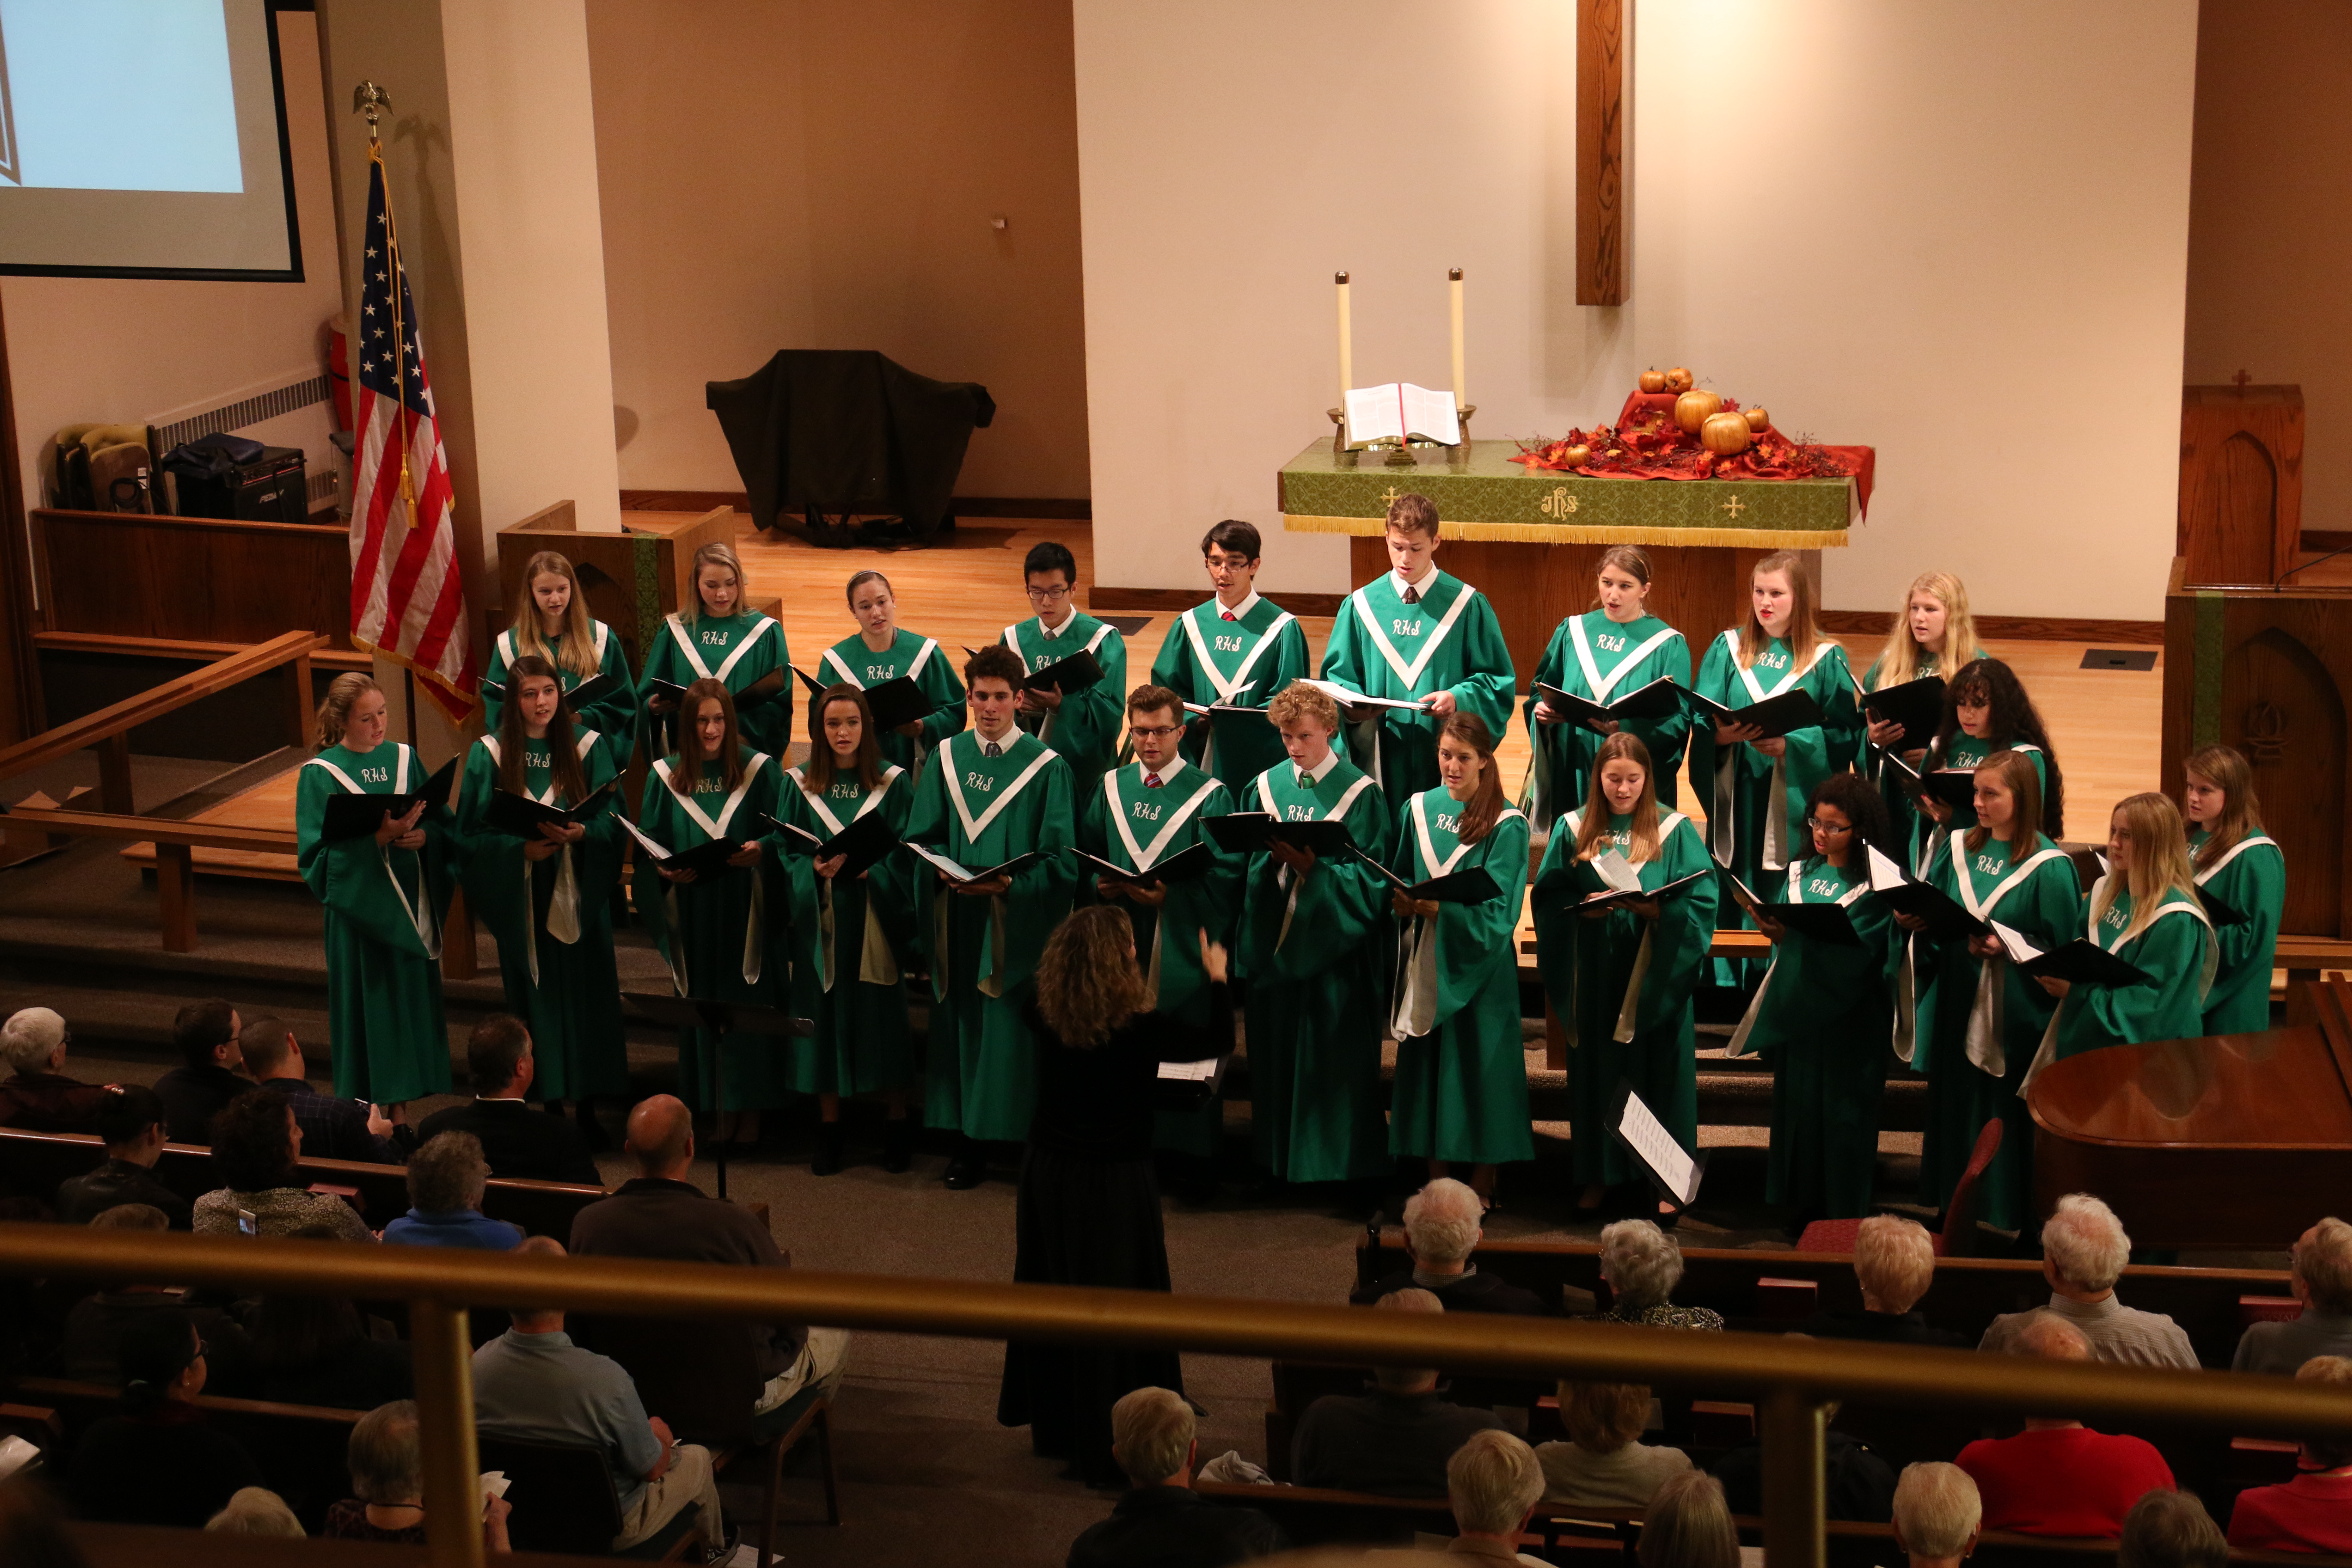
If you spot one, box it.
[129,514,2165,874]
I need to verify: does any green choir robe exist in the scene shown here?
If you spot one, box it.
[2030,882,2215,1083]
[1237,753,1391,1183]
[1727,857,1899,1220]
[1319,569,1516,812]
[636,747,790,1112]
[1079,757,1242,1157]
[1858,647,1984,877]
[1003,611,1128,808]
[1524,611,1691,831]
[1531,810,1719,1188]
[774,762,918,1098]
[1148,592,1312,793]
[1915,735,2048,877]
[2192,829,2286,1035]
[455,730,628,1102]
[818,628,966,779]
[637,611,791,760]
[296,742,458,1105]
[1908,831,2078,1232]
[484,621,638,771]
[1386,790,1533,1166]
[1687,631,1859,984]
[905,729,1078,1142]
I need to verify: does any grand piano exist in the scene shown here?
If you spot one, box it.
[2028,980,2352,1249]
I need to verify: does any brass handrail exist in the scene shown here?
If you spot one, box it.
[4,1224,2347,1568]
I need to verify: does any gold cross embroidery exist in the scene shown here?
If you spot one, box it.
[1722,494,1745,519]
[1380,486,1402,506]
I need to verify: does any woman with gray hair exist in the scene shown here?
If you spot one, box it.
[1586,1220,1723,1331]
[1637,1471,1740,1568]
[1446,1429,1551,1564]
[1892,1462,1979,1568]
[322,1400,511,1550]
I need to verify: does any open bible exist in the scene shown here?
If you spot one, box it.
[1344,382,1461,447]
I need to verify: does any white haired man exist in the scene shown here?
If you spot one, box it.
[1796,1216,1963,1347]
[1351,1179,1548,1316]
[1368,1428,1552,1565]
[1066,1387,1285,1568]
[1291,1290,1503,1496]
[1955,1315,2175,1538]
[0,1007,111,1131]
[2234,1218,2352,1375]
[1978,1194,2195,1369]
[1892,1462,1981,1568]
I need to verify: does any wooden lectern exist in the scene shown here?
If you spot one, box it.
[494,502,737,675]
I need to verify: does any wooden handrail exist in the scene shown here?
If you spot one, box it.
[0,805,292,851]
[0,629,324,784]
[33,629,370,671]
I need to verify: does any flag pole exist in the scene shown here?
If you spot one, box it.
[352,81,417,532]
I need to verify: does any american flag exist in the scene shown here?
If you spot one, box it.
[349,143,477,719]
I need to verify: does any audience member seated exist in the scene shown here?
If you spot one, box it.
[154,998,253,1144]
[1637,1471,1740,1568]
[383,1132,524,1250]
[2237,1218,2352,1376]
[1955,1314,2175,1537]
[2225,1354,2352,1554]
[322,1399,512,1551]
[1534,1381,1691,1508]
[1794,1216,1963,1347]
[0,1007,109,1132]
[67,1313,263,1526]
[472,1236,729,1557]
[1068,1386,1285,1568]
[568,1096,845,1415]
[2121,1488,2228,1568]
[1710,1401,1895,1522]
[414,1016,600,1186]
[1892,1462,1980,1568]
[56,1204,253,1389]
[245,1224,413,1409]
[0,1474,88,1568]
[1584,1221,1723,1332]
[1289,1289,1502,1497]
[206,1486,306,1537]
[1978,1194,2196,1370]
[54,1086,191,1229]
[1351,1179,1547,1317]
[190,1089,373,1243]
[1369,1428,1552,1565]
[242,1016,405,1164]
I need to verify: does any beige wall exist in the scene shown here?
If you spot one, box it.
[2184,0,2352,533]
[585,0,1089,502]
[1074,1,2199,619]
[3,12,343,523]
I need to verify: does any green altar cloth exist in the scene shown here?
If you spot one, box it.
[1279,438,1855,548]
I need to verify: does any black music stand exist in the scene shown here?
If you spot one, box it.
[622,992,812,1199]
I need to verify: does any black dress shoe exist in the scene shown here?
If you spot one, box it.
[881,1117,915,1174]
[810,1121,845,1177]
[943,1141,985,1189]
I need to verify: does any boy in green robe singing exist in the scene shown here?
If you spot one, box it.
[1081,683,1243,1192]
[1317,492,1516,812]
[1237,680,1392,1189]
[1149,519,1311,793]
[906,644,1078,1188]
[1003,540,1127,808]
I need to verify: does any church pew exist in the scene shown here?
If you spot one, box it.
[0,1125,605,1238]
[1354,1229,2291,1369]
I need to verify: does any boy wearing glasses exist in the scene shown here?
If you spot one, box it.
[1081,684,1243,1188]
[1149,519,1312,793]
[1004,540,1127,805]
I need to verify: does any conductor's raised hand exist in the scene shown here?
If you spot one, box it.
[1199,931,1230,985]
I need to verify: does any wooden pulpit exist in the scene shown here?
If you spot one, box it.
[494,502,737,674]
[2178,384,2303,586]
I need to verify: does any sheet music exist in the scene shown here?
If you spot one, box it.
[1302,678,1429,713]
[1618,1090,1700,1207]
[1864,842,1910,892]
[908,842,978,882]
[616,815,677,861]
[1591,849,1645,895]
[1157,1058,1220,1082]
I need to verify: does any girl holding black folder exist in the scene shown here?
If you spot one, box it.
[818,570,967,779]
[455,655,628,1119]
[1531,732,1718,1216]
[1386,713,1533,1205]
[1913,658,2062,871]
[1726,774,1902,1224]
[774,684,918,1174]
[637,542,791,760]
[2182,745,2286,1034]
[2027,791,2214,1078]
[636,677,787,1148]
[1897,748,2078,1234]
[1859,572,1986,868]
[1524,545,1691,832]
[295,673,458,1110]
[485,551,637,766]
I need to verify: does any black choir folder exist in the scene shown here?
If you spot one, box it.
[1202,812,1355,858]
[1713,857,1861,947]
[479,670,622,709]
[776,810,899,879]
[1610,1082,1705,1213]
[963,646,1106,696]
[1990,920,2156,989]
[1534,677,1684,732]
[786,665,934,732]
[1880,752,1978,812]
[1853,673,1946,753]
[643,676,780,711]
[483,781,618,839]
[318,759,458,841]
[1863,844,1990,940]
[908,843,1043,886]
[1071,845,1216,887]
[1685,686,1824,740]
[616,813,767,879]
[1350,848,1503,906]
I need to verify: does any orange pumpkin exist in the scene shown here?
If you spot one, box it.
[1674,389,1724,435]
[1744,407,1770,433]
[1662,368,1695,394]
[1561,443,1592,469]
[1637,369,1667,395]
[1700,411,1752,455]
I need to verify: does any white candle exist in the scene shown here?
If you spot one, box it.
[1336,271,1353,414]
[1449,267,1466,412]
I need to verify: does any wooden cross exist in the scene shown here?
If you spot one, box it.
[1722,495,1745,519]
[2233,369,2253,389]
[1577,0,1628,305]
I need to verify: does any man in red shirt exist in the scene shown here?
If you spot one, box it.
[1955,1314,2175,1537]
[2229,1355,2352,1555]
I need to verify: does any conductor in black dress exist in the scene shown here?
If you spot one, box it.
[998,906,1234,1487]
